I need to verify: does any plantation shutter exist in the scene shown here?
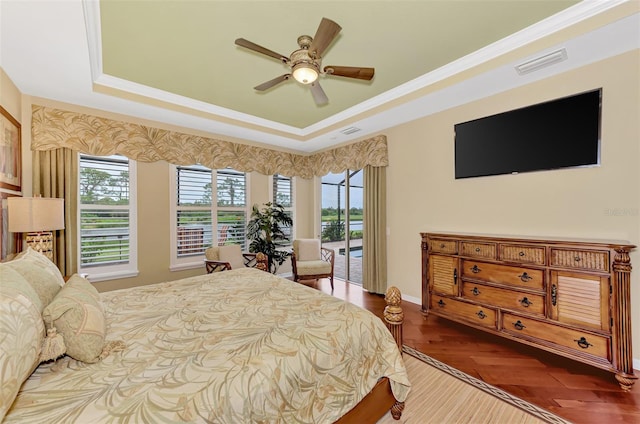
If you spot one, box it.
[79,155,131,267]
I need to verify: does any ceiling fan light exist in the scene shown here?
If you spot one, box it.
[292,63,318,84]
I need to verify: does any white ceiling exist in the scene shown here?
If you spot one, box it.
[1,0,638,153]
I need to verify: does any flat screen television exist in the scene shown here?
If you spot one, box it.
[454,89,601,179]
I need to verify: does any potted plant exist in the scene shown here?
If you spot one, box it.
[246,202,293,273]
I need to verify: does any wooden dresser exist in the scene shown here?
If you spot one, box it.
[421,232,637,390]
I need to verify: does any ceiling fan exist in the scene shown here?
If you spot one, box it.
[235,17,374,106]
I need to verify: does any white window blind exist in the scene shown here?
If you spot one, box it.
[176,165,213,256]
[216,168,247,249]
[172,166,249,267]
[272,174,294,243]
[79,154,137,279]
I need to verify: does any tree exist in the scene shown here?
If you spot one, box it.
[80,168,111,204]
[246,202,293,273]
[217,176,244,206]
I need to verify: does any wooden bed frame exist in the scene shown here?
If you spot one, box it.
[335,286,406,423]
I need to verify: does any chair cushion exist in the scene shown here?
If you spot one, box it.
[218,245,245,270]
[204,247,220,260]
[296,260,332,276]
[295,239,321,261]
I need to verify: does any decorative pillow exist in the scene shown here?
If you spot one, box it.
[0,266,45,421]
[2,247,64,310]
[218,244,246,270]
[42,274,106,363]
[296,239,321,261]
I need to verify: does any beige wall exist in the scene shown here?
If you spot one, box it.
[2,48,639,357]
[385,50,640,354]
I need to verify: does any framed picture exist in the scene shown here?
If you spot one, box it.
[1,191,22,260]
[0,105,21,191]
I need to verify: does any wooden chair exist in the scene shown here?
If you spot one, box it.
[291,239,335,289]
[204,245,267,273]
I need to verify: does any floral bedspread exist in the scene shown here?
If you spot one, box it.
[5,268,410,423]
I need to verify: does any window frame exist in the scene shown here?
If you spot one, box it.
[170,164,250,271]
[77,154,138,282]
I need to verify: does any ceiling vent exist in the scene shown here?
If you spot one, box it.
[340,126,361,135]
[515,48,568,75]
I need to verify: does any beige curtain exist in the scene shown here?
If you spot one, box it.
[32,148,78,276]
[362,165,387,294]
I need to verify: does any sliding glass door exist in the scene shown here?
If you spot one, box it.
[320,170,363,285]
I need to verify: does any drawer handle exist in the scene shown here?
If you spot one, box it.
[471,287,481,296]
[453,268,458,285]
[519,251,525,256]
[470,265,481,273]
[513,320,526,331]
[518,272,532,282]
[551,284,557,306]
[574,337,593,349]
[574,256,582,262]
[476,310,487,319]
[440,243,445,248]
[437,299,446,307]
[519,297,532,307]
[475,247,481,252]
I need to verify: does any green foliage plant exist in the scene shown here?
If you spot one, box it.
[322,220,345,242]
[246,202,293,273]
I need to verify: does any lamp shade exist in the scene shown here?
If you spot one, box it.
[292,63,318,84]
[7,197,65,232]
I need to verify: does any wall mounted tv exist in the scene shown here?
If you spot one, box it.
[454,88,601,179]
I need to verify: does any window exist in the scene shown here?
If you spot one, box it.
[271,174,294,243]
[171,165,248,270]
[78,154,137,280]
[176,165,213,256]
[216,168,248,247]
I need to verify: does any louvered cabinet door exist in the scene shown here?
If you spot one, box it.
[429,255,458,296]
[550,271,610,332]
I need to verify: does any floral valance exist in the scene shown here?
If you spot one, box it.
[31,105,388,179]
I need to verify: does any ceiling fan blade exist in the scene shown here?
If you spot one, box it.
[235,38,289,63]
[324,66,374,80]
[310,81,328,106]
[309,18,341,59]
[254,74,291,91]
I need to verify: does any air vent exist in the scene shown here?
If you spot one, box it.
[340,126,361,135]
[515,48,567,75]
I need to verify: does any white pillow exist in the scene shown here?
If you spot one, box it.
[296,239,321,261]
[218,245,246,270]
[2,247,65,310]
[0,266,46,421]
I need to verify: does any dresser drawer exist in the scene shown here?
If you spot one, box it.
[501,313,610,361]
[431,295,496,329]
[461,260,544,291]
[430,238,457,254]
[550,248,609,272]
[461,282,545,317]
[461,241,496,259]
[499,244,545,265]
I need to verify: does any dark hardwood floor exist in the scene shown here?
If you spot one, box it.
[302,277,640,424]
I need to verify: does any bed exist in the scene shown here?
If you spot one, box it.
[0,248,410,423]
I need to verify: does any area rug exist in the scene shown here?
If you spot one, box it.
[376,346,572,424]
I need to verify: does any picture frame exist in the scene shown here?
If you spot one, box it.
[1,191,22,260]
[0,105,21,191]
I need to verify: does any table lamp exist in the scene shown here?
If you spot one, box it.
[7,196,65,260]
